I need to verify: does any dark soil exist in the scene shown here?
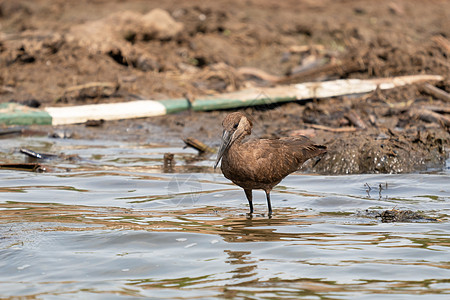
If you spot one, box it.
[1,0,449,174]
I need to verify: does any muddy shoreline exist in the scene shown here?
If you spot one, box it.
[1,0,449,174]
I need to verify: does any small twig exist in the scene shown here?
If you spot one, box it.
[0,163,47,172]
[419,83,450,102]
[422,105,450,114]
[431,35,450,54]
[308,124,357,132]
[288,128,316,137]
[276,59,362,84]
[57,81,119,102]
[0,86,15,94]
[20,148,57,160]
[163,153,175,172]
[378,183,384,198]
[288,44,325,54]
[63,82,119,94]
[345,110,367,130]
[410,108,450,127]
[364,183,371,197]
[237,67,281,83]
[183,137,216,154]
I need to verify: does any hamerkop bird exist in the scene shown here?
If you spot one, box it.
[214,112,326,216]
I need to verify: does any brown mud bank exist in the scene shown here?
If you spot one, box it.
[0,0,449,174]
[18,97,449,175]
[147,97,449,175]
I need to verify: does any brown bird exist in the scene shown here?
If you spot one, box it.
[214,112,326,216]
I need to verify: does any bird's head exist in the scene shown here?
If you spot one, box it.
[214,112,253,169]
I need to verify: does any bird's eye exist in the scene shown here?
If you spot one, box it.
[233,123,239,129]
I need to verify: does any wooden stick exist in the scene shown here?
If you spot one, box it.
[419,83,450,102]
[183,137,216,154]
[346,110,367,129]
[288,128,316,137]
[423,105,450,114]
[20,148,57,160]
[0,128,47,137]
[276,59,362,84]
[57,81,120,102]
[432,35,450,53]
[0,163,47,172]
[288,44,325,53]
[63,82,119,94]
[410,108,450,127]
[308,124,357,132]
[163,153,175,169]
[237,67,281,83]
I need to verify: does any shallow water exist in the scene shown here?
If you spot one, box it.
[0,136,449,299]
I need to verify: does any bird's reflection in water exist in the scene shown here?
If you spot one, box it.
[225,250,258,279]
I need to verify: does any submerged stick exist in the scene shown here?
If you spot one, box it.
[183,137,216,154]
[20,148,58,160]
[0,163,47,172]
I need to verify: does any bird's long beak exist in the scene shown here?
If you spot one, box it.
[214,130,233,169]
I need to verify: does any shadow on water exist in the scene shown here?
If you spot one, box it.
[0,137,449,299]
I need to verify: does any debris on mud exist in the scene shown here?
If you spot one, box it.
[163,152,175,172]
[0,163,47,172]
[363,209,439,223]
[19,148,80,162]
[0,127,47,138]
[57,82,120,104]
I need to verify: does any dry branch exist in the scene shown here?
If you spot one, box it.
[432,35,450,54]
[419,83,450,102]
[308,124,357,132]
[410,108,450,127]
[183,137,216,154]
[276,59,363,84]
[346,110,367,130]
[237,67,282,83]
[58,82,119,102]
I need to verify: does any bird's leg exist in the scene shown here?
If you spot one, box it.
[244,189,253,215]
[264,189,272,217]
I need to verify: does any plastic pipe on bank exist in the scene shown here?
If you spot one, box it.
[0,75,443,126]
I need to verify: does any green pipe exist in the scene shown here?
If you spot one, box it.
[157,98,190,114]
[0,103,52,125]
[191,95,298,111]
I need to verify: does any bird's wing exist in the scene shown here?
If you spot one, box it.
[278,136,327,164]
[237,137,325,183]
